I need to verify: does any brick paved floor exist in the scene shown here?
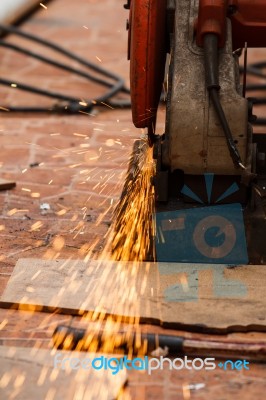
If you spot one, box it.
[0,1,266,399]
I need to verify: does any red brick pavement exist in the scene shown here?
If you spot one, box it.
[0,1,266,399]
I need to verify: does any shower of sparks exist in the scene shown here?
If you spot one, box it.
[1,117,159,396]
[105,137,155,261]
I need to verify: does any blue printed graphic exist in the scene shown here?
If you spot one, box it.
[155,174,248,264]
[158,263,247,302]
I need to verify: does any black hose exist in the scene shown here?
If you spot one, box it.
[0,24,128,86]
[0,23,131,113]
[0,40,123,100]
[204,34,245,169]
[53,325,184,355]
[0,77,89,104]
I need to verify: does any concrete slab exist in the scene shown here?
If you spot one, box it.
[0,346,127,400]
[1,258,266,333]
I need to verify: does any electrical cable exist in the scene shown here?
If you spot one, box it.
[52,324,266,361]
[203,34,245,169]
[0,23,131,113]
[0,24,265,129]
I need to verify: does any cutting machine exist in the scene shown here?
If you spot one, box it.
[124,0,266,264]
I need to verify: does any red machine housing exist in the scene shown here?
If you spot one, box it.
[128,0,167,131]
[230,0,266,49]
[196,0,266,49]
[128,0,266,130]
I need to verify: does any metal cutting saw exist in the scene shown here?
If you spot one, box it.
[123,0,266,264]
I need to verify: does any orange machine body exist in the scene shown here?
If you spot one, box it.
[128,0,266,130]
[128,0,167,130]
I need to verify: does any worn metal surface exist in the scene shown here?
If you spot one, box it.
[163,0,251,175]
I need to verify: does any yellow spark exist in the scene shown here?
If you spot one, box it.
[14,374,25,388]
[37,367,48,386]
[56,209,67,216]
[40,3,47,10]
[78,110,92,116]
[79,101,88,107]
[48,180,53,184]
[7,208,29,216]
[49,368,59,382]
[0,225,5,231]
[71,214,78,221]
[52,236,65,251]
[73,132,87,137]
[22,187,31,192]
[11,83,17,88]
[0,319,8,330]
[0,106,9,112]
[30,221,43,231]
[69,163,83,168]
[182,384,191,400]
[180,274,189,292]
[79,144,90,148]
[26,286,35,293]
[100,102,114,109]
[95,56,102,62]
[0,372,11,388]
[31,192,40,198]
[21,168,27,173]
[83,25,89,30]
